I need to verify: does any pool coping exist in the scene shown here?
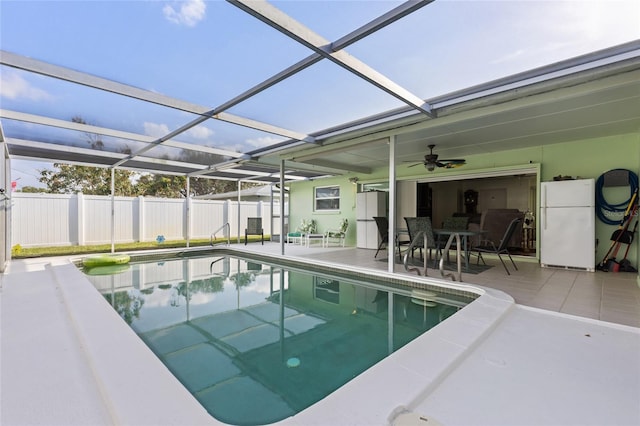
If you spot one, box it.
[62,246,515,425]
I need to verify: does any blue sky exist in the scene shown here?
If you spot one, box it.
[1,0,639,189]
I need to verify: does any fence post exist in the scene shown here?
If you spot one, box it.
[257,201,264,235]
[137,196,145,242]
[77,192,85,246]
[185,196,191,246]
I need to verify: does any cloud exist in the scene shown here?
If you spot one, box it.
[143,122,170,137]
[163,0,206,27]
[187,125,214,140]
[490,49,525,65]
[244,136,282,149]
[0,71,52,101]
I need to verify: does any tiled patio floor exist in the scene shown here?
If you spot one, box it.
[244,242,640,328]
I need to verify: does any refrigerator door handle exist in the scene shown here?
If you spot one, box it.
[543,185,547,230]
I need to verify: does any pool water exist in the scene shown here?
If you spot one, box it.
[85,254,474,425]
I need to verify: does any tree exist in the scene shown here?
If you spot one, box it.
[135,174,186,198]
[18,186,48,193]
[190,177,241,196]
[36,115,262,197]
[39,164,137,195]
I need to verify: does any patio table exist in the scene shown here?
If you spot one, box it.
[433,229,486,270]
[305,233,325,247]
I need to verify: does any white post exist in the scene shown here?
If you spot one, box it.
[270,183,274,242]
[110,168,115,253]
[388,136,397,273]
[185,177,191,248]
[237,180,242,244]
[280,159,285,255]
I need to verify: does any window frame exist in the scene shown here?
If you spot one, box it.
[314,185,341,211]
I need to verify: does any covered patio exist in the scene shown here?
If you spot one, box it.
[1,1,639,424]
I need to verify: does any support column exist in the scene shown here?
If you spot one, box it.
[237,180,242,244]
[280,159,285,255]
[185,177,191,248]
[110,168,115,253]
[388,136,397,273]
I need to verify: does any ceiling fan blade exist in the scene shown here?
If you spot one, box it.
[440,159,466,164]
[407,162,424,168]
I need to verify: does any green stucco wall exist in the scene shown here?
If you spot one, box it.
[289,133,640,270]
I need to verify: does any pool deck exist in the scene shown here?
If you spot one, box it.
[1,243,639,425]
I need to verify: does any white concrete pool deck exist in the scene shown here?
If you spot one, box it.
[1,246,639,425]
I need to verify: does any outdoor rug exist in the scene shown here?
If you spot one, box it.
[379,255,493,275]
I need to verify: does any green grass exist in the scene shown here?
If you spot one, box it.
[11,236,270,259]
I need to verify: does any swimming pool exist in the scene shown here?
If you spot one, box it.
[83,251,477,425]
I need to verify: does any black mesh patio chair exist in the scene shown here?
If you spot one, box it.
[473,217,521,274]
[404,216,438,265]
[245,217,264,245]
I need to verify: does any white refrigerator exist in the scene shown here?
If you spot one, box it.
[540,179,596,271]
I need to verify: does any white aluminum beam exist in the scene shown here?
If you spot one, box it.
[216,1,432,117]
[0,109,245,159]
[229,0,433,117]
[0,50,314,142]
[6,138,209,171]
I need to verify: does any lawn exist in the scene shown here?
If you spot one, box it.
[11,236,269,258]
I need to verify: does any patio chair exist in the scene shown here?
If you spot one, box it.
[324,218,348,247]
[473,217,521,275]
[404,217,438,265]
[288,219,317,245]
[373,216,410,259]
[244,217,264,245]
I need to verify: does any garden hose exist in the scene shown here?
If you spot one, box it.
[595,169,639,225]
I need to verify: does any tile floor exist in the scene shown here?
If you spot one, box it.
[246,243,640,328]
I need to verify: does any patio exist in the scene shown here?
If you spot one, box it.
[244,242,640,328]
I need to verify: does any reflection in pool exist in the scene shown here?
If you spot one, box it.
[85,254,475,425]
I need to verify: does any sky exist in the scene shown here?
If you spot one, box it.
[1,0,639,189]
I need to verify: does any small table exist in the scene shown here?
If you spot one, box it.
[306,233,325,247]
[433,229,486,270]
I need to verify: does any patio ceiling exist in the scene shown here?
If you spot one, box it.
[1,1,639,184]
[275,42,640,175]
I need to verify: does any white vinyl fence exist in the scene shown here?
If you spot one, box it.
[11,192,286,248]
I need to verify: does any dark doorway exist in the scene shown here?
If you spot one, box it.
[416,182,432,217]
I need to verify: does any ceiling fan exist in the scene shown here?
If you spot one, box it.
[407,144,466,171]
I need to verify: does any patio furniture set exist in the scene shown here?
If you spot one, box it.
[374,213,523,274]
[286,218,349,248]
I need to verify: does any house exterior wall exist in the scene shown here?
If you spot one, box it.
[288,133,640,269]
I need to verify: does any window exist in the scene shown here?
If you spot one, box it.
[315,186,340,211]
[314,277,340,304]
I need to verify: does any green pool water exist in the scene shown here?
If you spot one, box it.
[85,254,474,425]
